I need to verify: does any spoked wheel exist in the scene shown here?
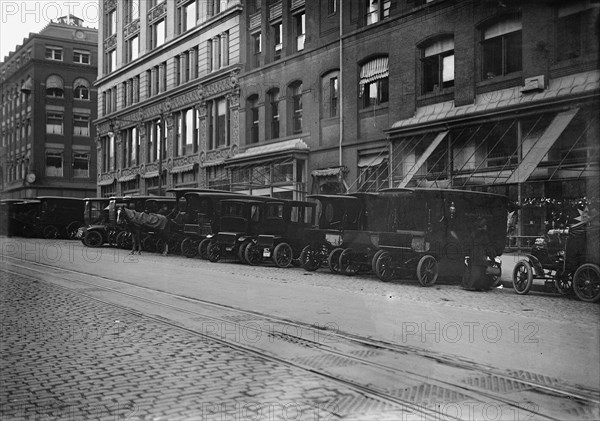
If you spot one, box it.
[143,236,157,253]
[43,225,59,239]
[198,238,211,260]
[208,242,221,262]
[417,255,439,287]
[116,231,132,249]
[181,237,199,258]
[375,252,395,282]
[66,221,82,239]
[512,260,534,295]
[572,264,600,303]
[328,248,344,274]
[273,243,293,268]
[168,236,182,255]
[339,248,359,276]
[155,238,168,255]
[238,240,253,264]
[554,272,573,295]
[83,230,103,247]
[301,245,321,272]
[244,243,263,266]
[371,250,384,272]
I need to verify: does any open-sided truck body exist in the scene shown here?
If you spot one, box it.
[206,197,273,263]
[34,196,85,239]
[177,191,250,258]
[373,188,508,286]
[244,200,317,267]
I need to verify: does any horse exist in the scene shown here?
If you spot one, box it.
[117,206,172,255]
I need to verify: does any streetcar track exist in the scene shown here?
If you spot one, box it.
[2,254,599,420]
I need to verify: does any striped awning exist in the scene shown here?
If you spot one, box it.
[118,173,138,182]
[73,78,90,89]
[46,75,63,89]
[359,57,389,92]
[170,163,197,174]
[142,171,159,179]
[98,177,115,186]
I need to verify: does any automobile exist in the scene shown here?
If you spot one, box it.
[513,213,600,302]
[34,196,85,239]
[373,188,509,287]
[244,199,317,267]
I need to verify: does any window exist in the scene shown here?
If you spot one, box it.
[322,72,339,118]
[126,0,140,23]
[73,115,90,136]
[556,3,599,62]
[45,47,63,61]
[421,37,454,94]
[106,49,117,73]
[252,32,262,66]
[73,153,89,178]
[184,108,197,155]
[248,95,259,144]
[73,50,90,64]
[147,119,163,162]
[106,9,117,37]
[328,0,337,15]
[45,75,64,98]
[46,112,63,134]
[268,88,280,140]
[179,0,197,33]
[122,126,139,167]
[481,16,522,79]
[366,0,391,25]
[273,22,282,60]
[151,19,165,48]
[208,98,229,149]
[127,35,139,62]
[45,151,63,177]
[290,82,303,134]
[74,78,90,100]
[295,13,306,51]
[360,57,389,108]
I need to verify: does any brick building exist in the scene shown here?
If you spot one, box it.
[0,15,98,199]
[95,0,242,197]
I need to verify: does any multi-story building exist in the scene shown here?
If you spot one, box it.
[238,0,599,235]
[95,0,242,197]
[0,15,98,199]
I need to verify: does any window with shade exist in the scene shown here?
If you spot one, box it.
[359,57,389,108]
[46,75,64,98]
[481,16,522,80]
[248,95,259,144]
[45,151,63,177]
[556,2,599,62]
[290,82,303,134]
[421,37,454,94]
[73,115,90,137]
[73,153,89,178]
[74,78,90,100]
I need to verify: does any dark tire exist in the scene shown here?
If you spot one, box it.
[371,250,384,272]
[198,238,211,260]
[554,274,573,295]
[244,243,263,266]
[301,245,321,272]
[142,235,157,253]
[417,255,439,287]
[208,242,221,262]
[327,248,344,273]
[339,248,359,276]
[83,230,103,247]
[273,243,293,268]
[512,260,534,295]
[238,240,253,264]
[375,252,395,282]
[181,237,199,258]
[66,221,82,239]
[43,225,59,239]
[572,264,600,303]
[115,231,131,249]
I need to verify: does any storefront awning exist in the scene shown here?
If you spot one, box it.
[171,163,197,174]
[226,139,309,165]
[506,108,578,184]
[97,177,115,186]
[142,171,159,179]
[358,155,387,168]
[118,173,138,182]
[311,167,344,177]
[398,131,448,188]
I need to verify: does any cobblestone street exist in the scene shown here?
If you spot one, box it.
[0,271,400,421]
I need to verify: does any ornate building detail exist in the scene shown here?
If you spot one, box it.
[205,148,231,163]
[148,2,167,22]
[123,20,140,38]
[104,0,117,11]
[104,34,117,51]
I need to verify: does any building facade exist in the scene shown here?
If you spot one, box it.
[95,0,243,197]
[0,15,98,199]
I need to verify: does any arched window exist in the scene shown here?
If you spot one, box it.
[420,36,454,94]
[267,88,280,140]
[359,57,388,108]
[74,78,90,100]
[247,94,259,144]
[46,75,64,98]
[288,82,303,135]
[481,15,522,79]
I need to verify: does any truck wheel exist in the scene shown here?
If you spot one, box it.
[417,255,439,287]
[327,248,344,273]
[301,245,321,271]
[244,243,263,266]
[339,248,359,276]
[512,260,534,295]
[573,264,600,303]
[375,252,395,282]
[198,239,211,260]
[273,243,293,268]
[83,230,103,247]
